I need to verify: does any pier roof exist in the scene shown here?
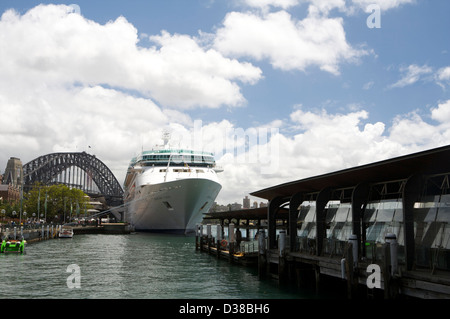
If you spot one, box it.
[250,144,450,201]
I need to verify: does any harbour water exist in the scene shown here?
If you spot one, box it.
[0,232,318,299]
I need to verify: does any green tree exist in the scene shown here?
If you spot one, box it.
[24,183,91,223]
[0,200,20,218]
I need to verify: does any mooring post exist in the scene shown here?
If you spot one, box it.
[228,223,235,243]
[229,223,235,263]
[195,224,200,251]
[199,224,204,250]
[314,265,321,295]
[383,243,392,299]
[345,240,359,298]
[258,229,267,279]
[349,234,358,268]
[206,224,212,253]
[384,234,399,299]
[278,230,287,284]
[206,224,211,240]
[385,233,398,276]
[216,224,222,258]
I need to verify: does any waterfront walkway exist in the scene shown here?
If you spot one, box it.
[0,223,131,243]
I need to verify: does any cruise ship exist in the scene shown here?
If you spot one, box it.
[123,140,222,234]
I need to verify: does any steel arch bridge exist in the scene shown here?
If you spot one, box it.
[23,152,123,204]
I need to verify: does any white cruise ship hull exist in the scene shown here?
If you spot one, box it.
[126,178,221,234]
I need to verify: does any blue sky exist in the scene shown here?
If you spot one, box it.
[0,1,449,204]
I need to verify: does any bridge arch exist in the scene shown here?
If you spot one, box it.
[23,152,123,201]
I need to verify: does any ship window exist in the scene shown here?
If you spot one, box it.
[174,168,191,173]
[159,169,166,172]
[163,201,173,210]
[193,155,202,163]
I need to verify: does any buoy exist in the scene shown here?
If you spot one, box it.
[220,239,228,248]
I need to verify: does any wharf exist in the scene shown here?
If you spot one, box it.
[199,145,450,299]
[197,224,450,299]
[197,235,258,267]
[0,222,131,244]
[73,223,132,235]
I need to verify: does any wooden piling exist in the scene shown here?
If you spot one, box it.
[314,265,321,295]
[258,230,267,279]
[344,242,359,298]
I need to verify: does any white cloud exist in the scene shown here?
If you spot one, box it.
[242,0,301,10]
[389,112,439,145]
[0,4,262,110]
[214,102,450,204]
[363,81,374,90]
[351,0,415,11]
[389,64,450,89]
[436,66,450,88]
[0,3,264,187]
[389,64,433,88]
[431,100,450,125]
[306,0,347,15]
[241,0,413,13]
[146,31,262,108]
[437,67,450,81]
[0,84,170,168]
[214,10,368,75]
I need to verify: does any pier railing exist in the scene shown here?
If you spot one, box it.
[0,223,63,242]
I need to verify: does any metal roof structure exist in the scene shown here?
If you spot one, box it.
[251,144,450,201]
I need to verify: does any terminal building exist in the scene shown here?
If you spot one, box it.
[222,144,450,298]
